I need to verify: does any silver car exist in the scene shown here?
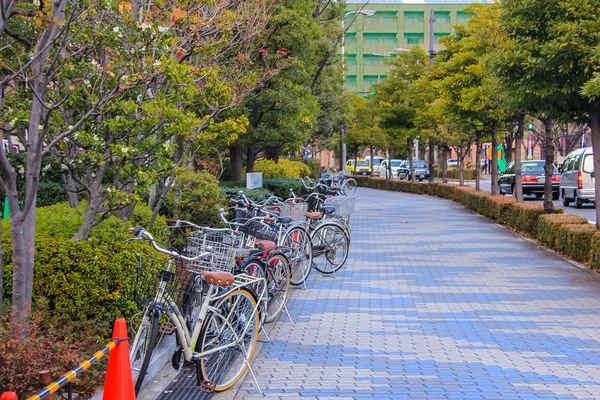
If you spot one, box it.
[377,159,404,178]
[560,147,595,208]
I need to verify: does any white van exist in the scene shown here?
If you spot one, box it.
[560,147,595,208]
[364,156,384,176]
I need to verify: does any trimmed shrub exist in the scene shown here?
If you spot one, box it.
[2,202,167,323]
[165,170,226,226]
[436,169,477,180]
[590,233,600,270]
[479,196,516,223]
[254,159,311,179]
[220,178,301,201]
[555,224,597,262]
[508,203,563,238]
[537,214,589,248]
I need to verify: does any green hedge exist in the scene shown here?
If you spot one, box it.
[220,178,302,200]
[538,214,589,248]
[2,202,167,323]
[436,169,477,180]
[356,177,600,266]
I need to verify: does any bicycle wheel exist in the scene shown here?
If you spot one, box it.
[311,222,350,274]
[264,253,291,323]
[341,178,357,196]
[197,289,260,391]
[181,273,203,333]
[282,225,313,286]
[130,310,159,395]
[240,260,267,310]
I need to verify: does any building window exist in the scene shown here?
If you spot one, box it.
[365,58,380,66]
[366,37,379,45]
[407,16,422,24]
[457,12,471,24]
[436,15,450,23]
[364,79,378,87]
[382,16,396,24]
[382,37,397,45]
[345,80,357,88]
[345,36,356,44]
[407,37,422,45]
[366,16,379,24]
[346,58,356,66]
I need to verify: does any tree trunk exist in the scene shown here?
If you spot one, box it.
[515,114,525,203]
[230,144,244,181]
[117,179,136,222]
[407,138,415,182]
[246,146,257,173]
[442,147,449,183]
[387,146,392,180]
[590,105,600,229]
[459,155,465,186]
[61,173,79,208]
[428,136,435,183]
[148,184,157,209]
[505,132,515,165]
[353,147,358,175]
[475,132,481,191]
[491,123,499,195]
[72,192,104,241]
[369,143,374,175]
[543,117,555,213]
[264,147,280,162]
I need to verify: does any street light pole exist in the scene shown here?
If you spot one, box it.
[341,9,375,172]
[428,8,436,183]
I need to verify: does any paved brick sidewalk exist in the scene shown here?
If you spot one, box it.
[217,187,600,400]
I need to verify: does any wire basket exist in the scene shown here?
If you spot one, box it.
[324,196,355,217]
[133,255,200,315]
[281,202,308,221]
[182,229,237,273]
[239,220,279,242]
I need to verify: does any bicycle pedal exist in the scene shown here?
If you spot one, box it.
[159,322,176,335]
[200,380,216,393]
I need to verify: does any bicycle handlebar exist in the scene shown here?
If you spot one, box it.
[128,227,213,262]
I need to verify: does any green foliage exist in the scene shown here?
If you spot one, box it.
[36,181,68,207]
[254,159,311,179]
[537,214,588,248]
[2,203,167,322]
[590,233,600,270]
[165,170,226,226]
[507,203,563,238]
[436,169,477,180]
[555,224,596,262]
[220,178,301,200]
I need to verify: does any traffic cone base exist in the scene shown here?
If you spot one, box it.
[102,318,135,400]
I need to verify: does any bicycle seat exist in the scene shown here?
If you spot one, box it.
[235,248,250,258]
[202,271,234,287]
[305,212,322,220]
[255,240,276,251]
[277,216,293,224]
[321,206,335,214]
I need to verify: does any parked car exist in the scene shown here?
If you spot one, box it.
[365,156,384,176]
[447,158,459,168]
[560,147,595,208]
[498,160,560,200]
[345,159,371,175]
[378,159,404,178]
[397,160,429,181]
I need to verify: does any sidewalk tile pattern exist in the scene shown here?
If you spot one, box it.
[217,187,600,399]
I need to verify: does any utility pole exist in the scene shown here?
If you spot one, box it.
[428,8,436,183]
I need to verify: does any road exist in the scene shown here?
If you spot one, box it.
[444,178,597,224]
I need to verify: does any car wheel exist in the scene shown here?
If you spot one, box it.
[535,194,543,199]
[562,190,571,207]
[419,178,423,182]
[575,193,583,209]
[552,192,559,201]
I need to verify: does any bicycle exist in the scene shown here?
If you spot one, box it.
[128,227,265,394]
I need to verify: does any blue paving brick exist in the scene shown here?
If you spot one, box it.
[215,188,600,400]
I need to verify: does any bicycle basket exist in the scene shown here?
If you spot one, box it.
[239,220,279,242]
[324,196,355,217]
[134,255,200,315]
[281,202,308,221]
[182,229,237,273]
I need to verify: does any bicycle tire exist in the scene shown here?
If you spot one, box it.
[131,311,160,395]
[264,253,291,323]
[311,222,350,274]
[341,179,357,196]
[181,273,203,333]
[282,225,313,286]
[197,288,260,391]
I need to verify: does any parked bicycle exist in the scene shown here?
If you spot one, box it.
[128,227,265,394]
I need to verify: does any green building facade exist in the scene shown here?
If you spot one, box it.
[343,0,491,93]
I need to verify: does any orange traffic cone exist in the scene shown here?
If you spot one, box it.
[0,392,17,400]
[102,318,135,400]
